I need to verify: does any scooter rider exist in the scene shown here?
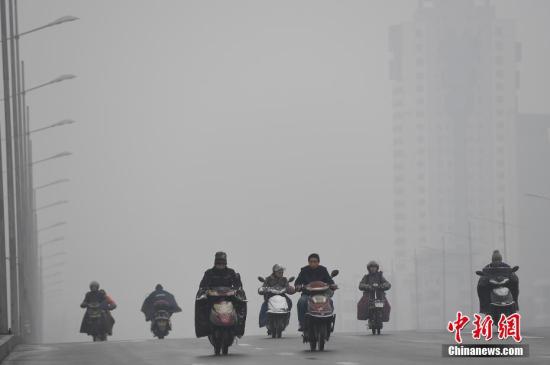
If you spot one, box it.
[357,261,391,328]
[141,284,182,330]
[477,250,519,313]
[359,261,391,293]
[258,264,294,333]
[195,252,247,338]
[294,253,337,331]
[79,282,116,338]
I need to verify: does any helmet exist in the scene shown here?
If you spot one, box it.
[367,261,379,271]
[215,251,227,264]
[272,264,285,273]
[491,250,503,263]
[89,281,100,290]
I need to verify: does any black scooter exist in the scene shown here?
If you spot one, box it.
[476,265,519,322]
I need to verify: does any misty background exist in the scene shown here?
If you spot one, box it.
[14,0,550,343]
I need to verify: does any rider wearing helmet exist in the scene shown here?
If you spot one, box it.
[79,281,109,335]
[80,281,103,309]
[357,261,391,323]
[359,261,391,292]
[258,264,294,333]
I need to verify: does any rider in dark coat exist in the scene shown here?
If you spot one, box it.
[357,261,391,321]
[477,250,519,313]
[141,284,182,322]
[79,282,116,336]
[294,253,336,331]
[195,252,247,338]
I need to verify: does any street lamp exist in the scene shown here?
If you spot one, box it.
[34,200,69,212]
[42,262,64,271]
[41,271,62,280]
[34,179,70,191]
[24,74,76,94]
[30,119,76,134]
[39,237,64,246]
[0,74,76,101]
[37,222,67,233]
[32,151,72,165]
[43,280,63,287]
[42,252,66,260]
[525,193,550,202]
[1,15,79,41]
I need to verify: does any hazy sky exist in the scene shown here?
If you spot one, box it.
[13,0,550,342]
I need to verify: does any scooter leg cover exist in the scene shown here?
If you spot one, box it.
[357,294,369,320]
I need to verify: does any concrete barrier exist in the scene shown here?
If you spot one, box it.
[0,335,20,363]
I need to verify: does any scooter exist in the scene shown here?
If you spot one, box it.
[257,276,295,338]
[300,270,339,352]
[85,303,108,342]
[366,283,385,335]
[151,306,172,339]
[199,287,242,356]
[476,265,519,322]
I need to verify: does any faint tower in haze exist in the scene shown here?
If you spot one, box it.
[389,0,521,330]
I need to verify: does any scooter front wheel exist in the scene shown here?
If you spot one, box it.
[309,339,317,351]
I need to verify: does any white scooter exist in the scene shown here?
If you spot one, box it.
[258,276,295,338]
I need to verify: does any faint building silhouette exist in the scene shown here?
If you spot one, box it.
[516,113,550,327]
[389,0,521,329]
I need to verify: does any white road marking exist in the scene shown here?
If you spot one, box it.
[237,343,251,346]
[113,339,151,343]
[336,362,359,365]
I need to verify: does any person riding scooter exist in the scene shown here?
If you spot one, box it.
[477,250,519,314]
[294,253,337,331]
[357,261,391,333]
[195,252,247,339]
[79,281,116,339]
[258,264,295,335]
[141,284,182,331]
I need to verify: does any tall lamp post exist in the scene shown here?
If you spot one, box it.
[3,0,78,342]
[0,0,12,335]
[0,0,77,341]
[34,178,70,191]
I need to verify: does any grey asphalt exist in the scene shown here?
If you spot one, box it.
[3,328,549,365]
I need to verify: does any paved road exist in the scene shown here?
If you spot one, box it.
[3,328,549,365]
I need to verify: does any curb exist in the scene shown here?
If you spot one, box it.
[0,335,20,363]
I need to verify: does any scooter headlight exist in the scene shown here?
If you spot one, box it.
[311,295,327,304]
[493,287,510,296]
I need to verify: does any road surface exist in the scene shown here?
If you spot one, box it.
[3,328,549,365]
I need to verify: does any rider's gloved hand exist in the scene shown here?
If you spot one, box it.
[258,287,266,295]
[196,289,207,300]
[329,284,338,290]
[294,284,302,292]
